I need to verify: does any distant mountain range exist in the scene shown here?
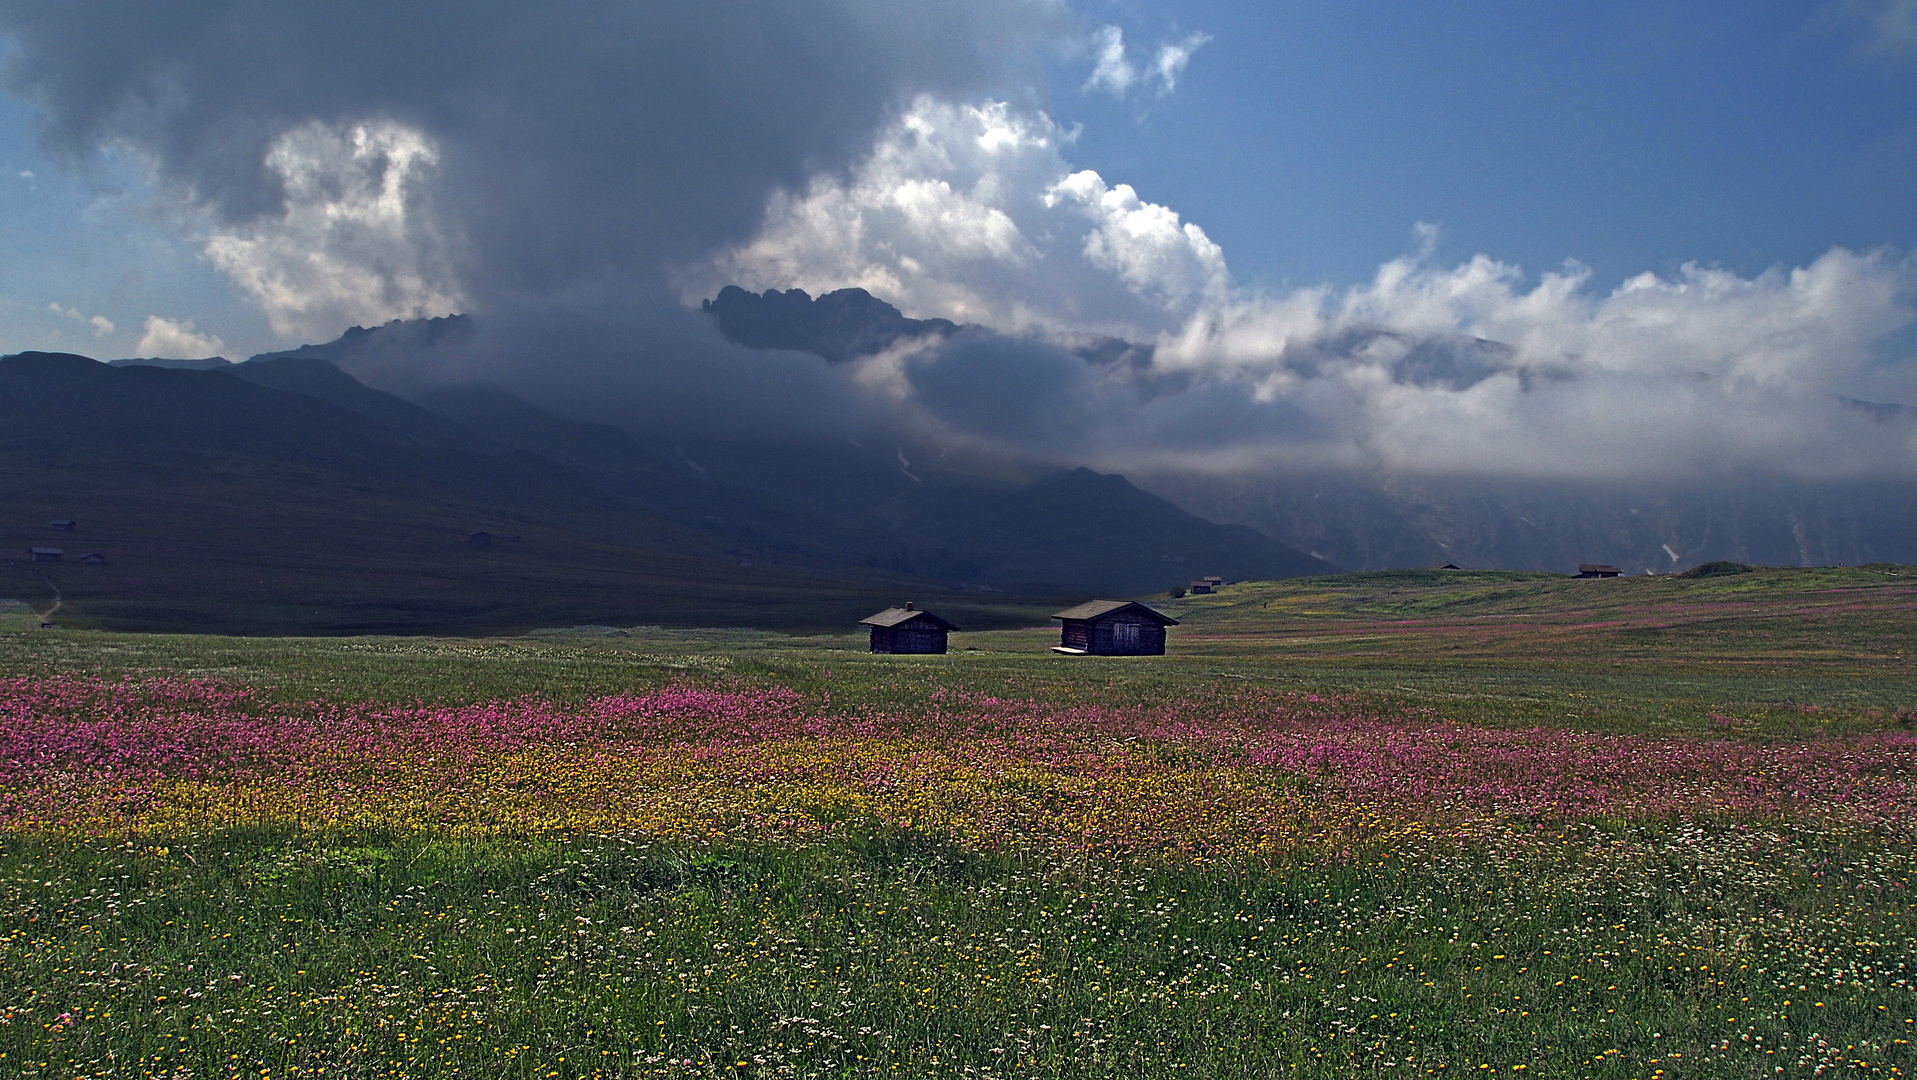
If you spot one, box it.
[0,343,1327,633]
[1149,470,1917,574]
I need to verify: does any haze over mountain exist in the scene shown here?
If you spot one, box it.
[691,285,1917,574]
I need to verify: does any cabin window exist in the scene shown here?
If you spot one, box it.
[1113,622,1141,649]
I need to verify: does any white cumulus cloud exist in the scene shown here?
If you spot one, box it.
[1045,169,1228,310]
[204,119,464,341]
[136,315,225,358]
[697,97,1228,339]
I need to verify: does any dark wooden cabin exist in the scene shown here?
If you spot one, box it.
[1052,600,1178,656]
[1187,580,1214,594]
[28,547,62,563]
[1576,563,1623,578]
[860,603,959,654]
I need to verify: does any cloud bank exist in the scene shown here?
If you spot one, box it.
[704,99,1917,479]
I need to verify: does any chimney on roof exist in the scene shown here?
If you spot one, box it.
[903,601,914,611]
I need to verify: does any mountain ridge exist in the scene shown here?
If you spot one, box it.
[1,346,1330,632]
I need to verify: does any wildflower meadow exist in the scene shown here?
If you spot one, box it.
[1,568,1913,1077]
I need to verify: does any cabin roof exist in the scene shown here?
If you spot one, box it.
[1052,599,1179,625]
[1578,563,1622,572]
[860,607,960,631]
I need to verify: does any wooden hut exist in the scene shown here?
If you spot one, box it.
[1187,580,1214,594]
[860,603,959,654]
[28,547,62,563]
[1052,600,1178,656]
[1575,564,1622,578]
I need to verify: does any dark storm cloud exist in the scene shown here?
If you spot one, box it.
[351,286,888,441]
[0,0,1067,298]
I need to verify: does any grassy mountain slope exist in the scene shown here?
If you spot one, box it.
[8,348,1332,633]
[1154,563,1917,667]
[0,353,1055,633]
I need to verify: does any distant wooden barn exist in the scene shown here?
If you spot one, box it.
[860,603,959,654]
[28,547,62,563]
[1188,580,1214,594]
[1576,564,1623,578]
[1052,600,1178,656]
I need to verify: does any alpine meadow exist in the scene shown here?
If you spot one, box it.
[3,568,1913,1077]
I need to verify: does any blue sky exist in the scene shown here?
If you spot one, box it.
[0,91,272,359]
[1054,0,1917,291]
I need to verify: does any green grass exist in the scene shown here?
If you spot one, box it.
[5,825,1909,1078]
[6,563,1911,735]
[2,567,1915,1077]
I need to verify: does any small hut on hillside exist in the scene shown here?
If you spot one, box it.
[1576,564,1622,578]
[28,547,62,563]
[1052,600,1178,656]
[860,603,959,654]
